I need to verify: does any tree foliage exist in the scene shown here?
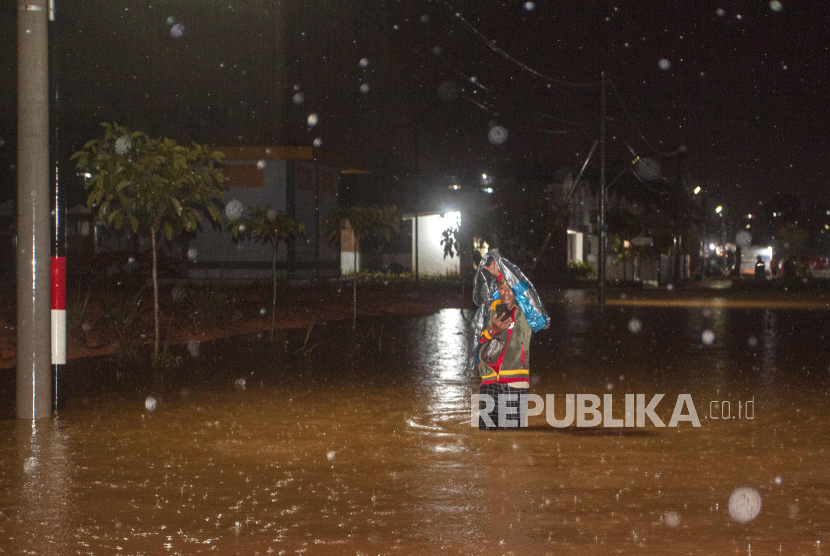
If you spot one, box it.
[325,204,400,247]
[228,205,304,341]
[71,122,227,364]
[228,206,305,247]
[70,122,227,241]
[325,205,400,328]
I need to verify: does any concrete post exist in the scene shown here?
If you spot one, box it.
[17,0,52,419]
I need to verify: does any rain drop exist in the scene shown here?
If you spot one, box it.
[701,329,715,345]
[359,83,370,94]
[716,8,725,17]
[664,511,681,528]
[658,58,671,71]
[234,378,247,390]
[735,230,752,247]
[187,247,198,262]
[327,451,336,461]
[187,340,200,358]
[773,476,782,485]
[23,457,37,474]
[524,1,535,11]
[747,336,758,348]
[171,286,185,302]
[225,199,244,220]
[488,125,508,145]
[115,135,132,155]
[728,487,762,523]
[313,137,322,148]
[260,307,267,315]
[166,16,176,25]
[307,113,318,127]
[359,57,369,68]
[145,396,158,412]
[170,22,184,38]
[437,81,460,102]
[627,318,642,334]
[420,14,429,23]
[292,92,304,105]
[769,0,783,12]
[256,159,266,170]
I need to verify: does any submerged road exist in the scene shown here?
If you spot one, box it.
[1,303,829,554]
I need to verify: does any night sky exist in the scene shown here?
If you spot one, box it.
[1,0,828,214]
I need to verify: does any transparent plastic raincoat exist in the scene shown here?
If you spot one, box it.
[465,249,550,374]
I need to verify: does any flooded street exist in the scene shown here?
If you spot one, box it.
[2,298,830,555]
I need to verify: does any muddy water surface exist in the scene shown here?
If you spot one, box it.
[2,299,830,555]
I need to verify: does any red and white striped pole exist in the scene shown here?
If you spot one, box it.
[49,0,65,411]
[50,257,66,367]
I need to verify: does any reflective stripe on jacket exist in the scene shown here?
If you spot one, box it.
[478,299,531,384]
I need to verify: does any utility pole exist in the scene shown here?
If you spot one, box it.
[598,71,607,310]
[17,0,53,419]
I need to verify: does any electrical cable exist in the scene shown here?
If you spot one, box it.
[438,0,598,90]
[609,79,684,158]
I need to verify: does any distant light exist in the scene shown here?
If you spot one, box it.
[773,212,777,217]
[715,206,722,214]
[747,214,752,219]
[83,172,92,178]
[825,224,829,230]
[709,243,716,251]
[449,184,460,190]
[693,186,701,194]
[481,173,488,180]
[482,187,494,194]
[826,210,829,216]
[745,224,751,229]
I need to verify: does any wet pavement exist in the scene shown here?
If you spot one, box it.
[2,294,830,554]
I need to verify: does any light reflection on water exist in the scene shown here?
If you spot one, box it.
[1,305,829,554]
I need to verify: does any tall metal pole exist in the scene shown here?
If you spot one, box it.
[49,0,67,411]
[17,0,53,419]
[598,71,607,309]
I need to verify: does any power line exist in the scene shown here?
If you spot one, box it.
[609,79,684,158]
[437,0,597,90]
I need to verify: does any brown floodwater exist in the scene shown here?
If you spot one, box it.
[2,295,830,555]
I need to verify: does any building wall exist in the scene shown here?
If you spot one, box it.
[410,212,460,276]
[188,158,339,280]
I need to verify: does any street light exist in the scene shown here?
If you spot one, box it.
[715,205,723,214]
